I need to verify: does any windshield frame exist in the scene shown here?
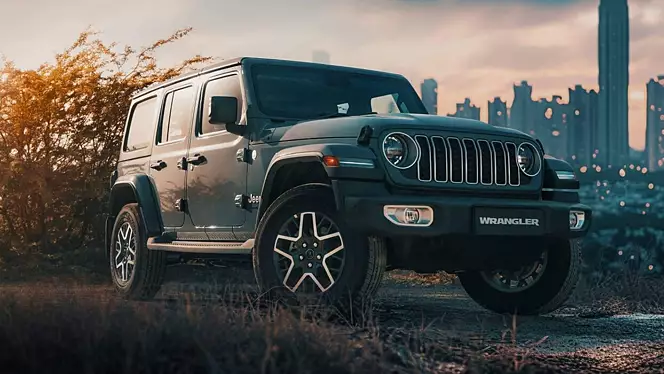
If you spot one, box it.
[244,60,428,122]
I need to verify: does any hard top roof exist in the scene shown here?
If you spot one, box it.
[132,57,405,99]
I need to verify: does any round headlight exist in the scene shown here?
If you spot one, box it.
[383,135,407,166]
[517,142,542,177]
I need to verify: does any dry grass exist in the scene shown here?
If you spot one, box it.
[384,270,457,287]
[568,272,664,317]
[0,282,615,374]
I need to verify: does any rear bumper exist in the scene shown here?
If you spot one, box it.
[333,181,591,239]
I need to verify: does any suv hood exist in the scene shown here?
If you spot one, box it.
[270,113,532,142]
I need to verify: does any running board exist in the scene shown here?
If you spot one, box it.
[147,237,254,255]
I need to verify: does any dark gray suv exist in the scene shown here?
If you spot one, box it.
[107,57,592,315]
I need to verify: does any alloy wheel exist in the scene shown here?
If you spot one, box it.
[113,222,137,286]
[272,212,346,294]
[480,251,549,293]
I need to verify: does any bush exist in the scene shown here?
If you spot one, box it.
[0,28,211,256]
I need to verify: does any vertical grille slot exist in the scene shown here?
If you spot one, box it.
[447,137,464,183]
[431,136,448,182]
[462,139,479,184]
[408,135,525,187]
[492,141,507,185]
[477,140,493,185]
[505,142,520,186]
[415,135,432,182]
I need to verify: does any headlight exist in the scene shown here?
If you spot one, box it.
[382,132,418,169]
[517,142,542,177]
[383,135,406,165]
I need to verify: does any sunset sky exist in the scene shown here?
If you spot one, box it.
[1,0,662,150]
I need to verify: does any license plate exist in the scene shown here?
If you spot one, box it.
[473,207,544,236]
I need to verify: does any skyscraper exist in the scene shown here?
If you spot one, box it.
[488,97,508,127]
[645,76,664,170]
[567,85,599,166]
[448,98,480,120]
[420,79,438,115]
[510,80,535,135]
[597,0,630,167]
[312,50,330,64]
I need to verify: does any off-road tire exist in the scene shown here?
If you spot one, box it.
[110,203,167,300]
[253,183,387,313]
[458,239,581,315]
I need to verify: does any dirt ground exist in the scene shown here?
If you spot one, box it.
[3,265,663,373]
[153,265,664,371]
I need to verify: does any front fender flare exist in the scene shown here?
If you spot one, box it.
[257,143,383,223]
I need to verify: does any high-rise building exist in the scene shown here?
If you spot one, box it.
[645,76,664,170]
[312,50,330,64]
[420,79,438,115]
[597,0,630,167]
[510,80,536,135]
[536,96,568,160]
[567,85,599,166]
[488,97,508,127]
[448,98,480,120]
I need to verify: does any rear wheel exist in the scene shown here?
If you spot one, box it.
[458,239,581,315]
[253,184,386,312]
[110,203,167,300]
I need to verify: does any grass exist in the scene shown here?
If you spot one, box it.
[2,279,663,374]
[1,250,664,373]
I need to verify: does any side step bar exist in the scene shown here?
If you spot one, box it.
[147,237,254,255]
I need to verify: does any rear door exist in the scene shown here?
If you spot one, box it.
[186,70,248,239]
[149,84,197,229]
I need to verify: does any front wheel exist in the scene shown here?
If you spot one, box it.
[458,239,581,315]
[253,184,386,312]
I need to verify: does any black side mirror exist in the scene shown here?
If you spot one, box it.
[209,96,238,125]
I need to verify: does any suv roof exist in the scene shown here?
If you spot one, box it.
[132,57,406,100]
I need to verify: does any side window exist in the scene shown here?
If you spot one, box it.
[125,96,157,152]
[158,86,195,144]
[200,75,243,135]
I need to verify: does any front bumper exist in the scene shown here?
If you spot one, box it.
[334,181,592,239]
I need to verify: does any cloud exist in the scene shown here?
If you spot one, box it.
[0,0,662,149]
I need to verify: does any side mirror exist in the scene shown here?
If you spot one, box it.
[209,96,239,125]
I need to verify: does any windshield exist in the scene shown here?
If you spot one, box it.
[250,63,427,120]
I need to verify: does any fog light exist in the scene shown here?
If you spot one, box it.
[569,210,585,230]
[383,205,433,227]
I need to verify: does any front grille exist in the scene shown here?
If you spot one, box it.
[416,136,521,186]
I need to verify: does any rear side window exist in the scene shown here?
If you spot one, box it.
[124,96,157,152]
[200,75,243,135]
[158,86,195,144]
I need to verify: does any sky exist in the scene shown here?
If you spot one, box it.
[0,0,662,150]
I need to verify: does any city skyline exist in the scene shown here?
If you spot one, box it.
[0,0,662,149]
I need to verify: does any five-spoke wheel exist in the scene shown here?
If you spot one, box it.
[273,212,346,294]
[113,222,137,286]
[253,184,386,311]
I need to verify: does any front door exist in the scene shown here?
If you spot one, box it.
[149,84,196,228]
[186,72,248,237]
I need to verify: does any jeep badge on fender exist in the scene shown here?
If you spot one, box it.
[106,57,592,316]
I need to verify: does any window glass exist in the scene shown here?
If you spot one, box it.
[250,63,427,120]
[125,96,157,152]
[159,86,195,143]
[200,75,243,135]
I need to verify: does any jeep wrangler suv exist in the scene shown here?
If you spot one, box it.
[107,57,592,315]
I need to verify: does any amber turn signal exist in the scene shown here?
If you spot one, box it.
[322,155,340,167]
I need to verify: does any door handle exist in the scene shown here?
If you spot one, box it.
[150,160,167,171]
[186,154,207,166]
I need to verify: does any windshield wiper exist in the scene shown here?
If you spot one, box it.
[314,112,350,119]
[313,111,377,120]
